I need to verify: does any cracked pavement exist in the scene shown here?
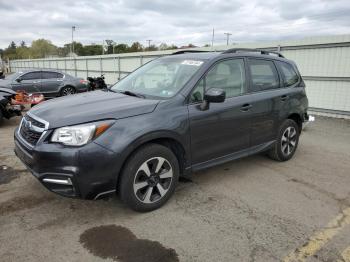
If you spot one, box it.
[0,116,349,262]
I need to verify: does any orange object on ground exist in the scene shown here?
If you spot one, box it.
[11,91,45,105]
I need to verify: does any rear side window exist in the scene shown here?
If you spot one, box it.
[248,59,279,92]
[42,72,61,79]
[21,72,41,80]
[277,61,299,87]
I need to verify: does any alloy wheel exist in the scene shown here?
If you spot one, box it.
[133,157,173,204]
[62,87,75,96]
[281,126,297,156]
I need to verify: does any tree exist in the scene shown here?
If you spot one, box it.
[64,41,85,56]
[31,39,57,58]
[83,44,103,56]
[9,41,16,50]
[104,40,115,54]
[159,43,178,50]
[129,42,143,52]
[20,41,27,48]
[145,44,158,51]
[113,43,129,54]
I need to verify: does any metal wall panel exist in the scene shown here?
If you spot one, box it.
[8,34,350,116]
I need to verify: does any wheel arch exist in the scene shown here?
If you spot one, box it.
[116,131,190,189]
[287,113,302,132]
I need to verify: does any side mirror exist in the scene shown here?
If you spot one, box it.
[200,88,226,110]
[16,78,22,83]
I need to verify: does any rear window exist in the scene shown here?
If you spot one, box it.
[277,61,299,87]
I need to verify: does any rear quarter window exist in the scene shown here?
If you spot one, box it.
[277,61,299,87]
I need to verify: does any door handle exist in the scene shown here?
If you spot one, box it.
[281,95,289,101]
[240,104,252,112]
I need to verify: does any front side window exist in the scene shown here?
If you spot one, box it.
[111,57,205,99]
[277,61,299,87]
[21,72,41,80]
[248,59,279,92]
[190,59,245,102]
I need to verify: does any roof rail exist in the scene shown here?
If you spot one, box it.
[171,50,209,55]
[222,48,285,58]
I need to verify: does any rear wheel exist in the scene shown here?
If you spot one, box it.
[60,86,76,96]
[119,144,179,212]
[268,119,300,161]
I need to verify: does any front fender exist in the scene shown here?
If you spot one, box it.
[94,104,191,178]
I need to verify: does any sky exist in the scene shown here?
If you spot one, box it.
[0,0,350,49]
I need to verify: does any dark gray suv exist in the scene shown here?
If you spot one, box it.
[0,69,88,97]
[14,49,310,212]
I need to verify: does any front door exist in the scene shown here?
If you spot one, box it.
[12,71,42,93]
[188,58,252,166]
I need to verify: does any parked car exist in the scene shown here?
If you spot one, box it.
[14,49,310,212]
[0,87,22,125]
[0,69,88,98]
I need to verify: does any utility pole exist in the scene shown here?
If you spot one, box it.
[224,32,232,46]
[211,28,215,47]
[146,40,152,49]
[71,26,76,56]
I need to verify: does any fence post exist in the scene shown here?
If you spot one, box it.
[118,57,121,80]
[114,56,118,81]
[86,59,89,79]
[100,57,103,75]
[74,58,77,77]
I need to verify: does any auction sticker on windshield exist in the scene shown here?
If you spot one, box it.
[181,60,204,66]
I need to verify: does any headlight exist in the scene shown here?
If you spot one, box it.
[51,121,113,146]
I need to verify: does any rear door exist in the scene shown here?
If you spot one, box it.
[188,58,252,166]
[11,71,42,93]
[41,71,63,95]
[246,58,283,146]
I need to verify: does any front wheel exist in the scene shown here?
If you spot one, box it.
[119,144,179,212]
[268,119,300,161]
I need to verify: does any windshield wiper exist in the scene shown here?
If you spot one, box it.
[118,90,145,98]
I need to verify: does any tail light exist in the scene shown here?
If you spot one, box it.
[80,79,88,84]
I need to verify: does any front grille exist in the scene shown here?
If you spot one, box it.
[24,114,45,128]
[19,114,46,146]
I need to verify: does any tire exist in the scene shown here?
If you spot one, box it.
[119,143,179,212]
[268,119,300,162]
[60,86,76,96]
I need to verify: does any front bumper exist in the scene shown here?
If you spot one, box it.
[14,128,120,199]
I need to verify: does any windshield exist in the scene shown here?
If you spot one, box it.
[111,57,205,98]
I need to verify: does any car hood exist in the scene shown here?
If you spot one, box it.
[0,80,12,88]
[29,90,160,129]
